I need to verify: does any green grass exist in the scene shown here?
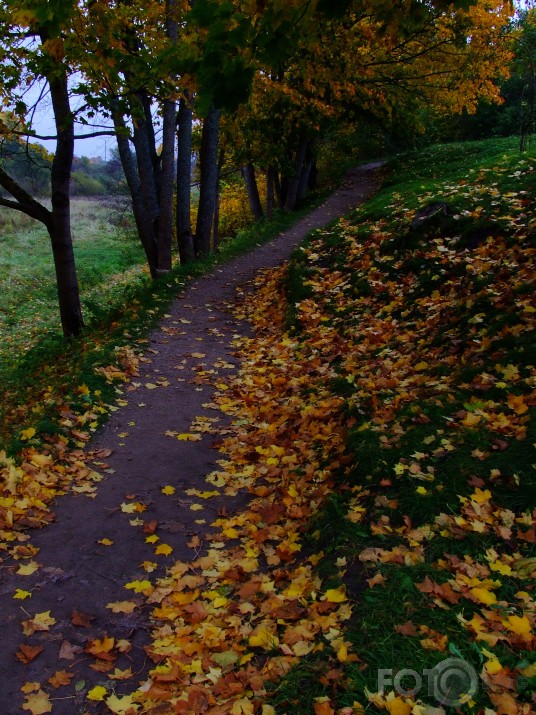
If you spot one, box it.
[0,199,143,363]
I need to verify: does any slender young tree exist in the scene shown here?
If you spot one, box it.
[176,93,195,263]
[0,3,84,337]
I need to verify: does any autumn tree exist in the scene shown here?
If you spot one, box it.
[0,1,85,337]
[224,0,514,211]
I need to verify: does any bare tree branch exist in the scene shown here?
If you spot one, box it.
[0,166,52,225]
[9,129,118,141]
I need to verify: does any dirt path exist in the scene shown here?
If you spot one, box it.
[0,162,384,714]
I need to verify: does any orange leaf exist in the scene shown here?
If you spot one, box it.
[16,644,44,664]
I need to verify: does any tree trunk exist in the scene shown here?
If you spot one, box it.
[297,158,315,202]
[308,161,318,191]
[47,68,84,337]
[213,148,225,252]
[266,166,275,219]
[284,134,308,212]
[195,106,221,257]
[278,173,288,208]
[242,162,264,221]
[156,96,175,273]
[155,0,177,274]
[132,104,160,277]
[176,94,195,263]
[112,103,159,273]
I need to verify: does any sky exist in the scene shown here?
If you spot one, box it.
[23,78,116,159]
[29,103,115,160]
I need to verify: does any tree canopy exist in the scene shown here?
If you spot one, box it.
[0,0,515,335]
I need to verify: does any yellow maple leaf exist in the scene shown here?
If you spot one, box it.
[507,393,528,414]
[161,485,175,495]
[22,689,52,714]
[105,693,140,714]
[484,657,503,674]
[98,538,114,546]
[469,587,497,605]
[471,488,492,504]
[501,614,531,637]
[155,543,173,556]
[386,698,412,715]
[489,560,512,576]
[20,427,36,441]
[106,601,138,613]
[22,611,56,635]
[462,412,481,427]
[324,586,347,603]
[87,685,108,701]
[190,503,204,511]
[145,534,159,544]
[16,562,39,577]
[107,667,133,680]
[336,642,348,661]
[13,589,32,600]
[124,579,152,593]
[177,433,202,441]
[249,627,279,650]
[499,364,519,381]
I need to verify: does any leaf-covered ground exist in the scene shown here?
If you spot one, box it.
[120,150,534,714]
[1,143,534,714]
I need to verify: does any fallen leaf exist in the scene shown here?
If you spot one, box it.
[47,670,74,688]
[106,601,139,614]
[58,640,83,660]
[71,610,95,628]
[21,690,52,714]
[87,685,108,701]
[16,644,44,664]
[21,611,56,636]
[324,586,347,603]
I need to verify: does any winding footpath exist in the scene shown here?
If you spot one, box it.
[0,163,384,714]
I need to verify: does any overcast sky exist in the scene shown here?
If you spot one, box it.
[29,105,115,160]
[23,78,116,159]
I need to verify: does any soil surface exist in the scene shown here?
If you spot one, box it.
[0,162,384,714]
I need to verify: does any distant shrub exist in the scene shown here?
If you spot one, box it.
[71,172,107,196]
[189,175,267,243]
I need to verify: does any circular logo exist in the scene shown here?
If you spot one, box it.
[429,658,479,706]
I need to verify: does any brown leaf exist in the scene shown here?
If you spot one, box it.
[71,609,95,628]
[16,644,44,664]
[143,520,158,534]
[395,621,419,637]
[58,640,83,660]
[47,670,74,688]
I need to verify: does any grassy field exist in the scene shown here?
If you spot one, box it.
[0,198,144,365]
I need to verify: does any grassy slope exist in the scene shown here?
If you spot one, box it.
[273,136,535,713]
